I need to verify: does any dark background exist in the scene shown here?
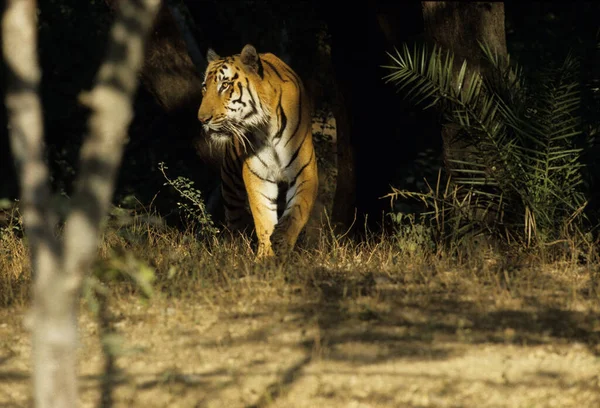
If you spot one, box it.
[1,1,598,231]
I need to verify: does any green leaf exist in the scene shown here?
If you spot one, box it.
[382,40,587,246]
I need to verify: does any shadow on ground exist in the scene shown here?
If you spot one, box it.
[2,265,599,407]
[86,265,600,407]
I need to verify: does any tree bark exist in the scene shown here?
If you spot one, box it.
[104,0,204,115]
[2,0,161,406]
[165,0,206,71]
[321,0,425,233]
[329,83,356,231]
[104,0,223,223]
[138,0,219,167]
[422,2,507,74]
[422,2,508,172]
[322,1,389,232]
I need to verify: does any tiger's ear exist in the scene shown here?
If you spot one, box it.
[241,44,263,77]
[207,48,220,62]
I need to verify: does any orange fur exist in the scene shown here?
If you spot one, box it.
[198,45,318,258]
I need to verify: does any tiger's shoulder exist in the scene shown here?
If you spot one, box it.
[258,52,304,87]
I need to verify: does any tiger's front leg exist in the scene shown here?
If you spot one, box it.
[271,146,318,257]
[242,160,279,259]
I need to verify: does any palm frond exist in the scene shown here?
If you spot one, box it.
[383,41,588,247]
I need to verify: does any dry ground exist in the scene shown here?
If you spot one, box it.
[2,252,600,407]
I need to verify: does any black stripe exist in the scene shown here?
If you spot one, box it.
[273,91,287,141]
[289,151,314,188]
[286,180,309,205]
[284,93,303,147]
[242,78,258,120]
[243,101,257,120]
[260,192,278,205]
[232,81,246,106]
[276,181,288,218]
[279,63,302,87]
[257,58,264,79]
[253,80,263,111]
[263,59,288,82]
[248,165,277,184]
[287,191,306,208]
[255,154,270,169]
[285,132,308,169]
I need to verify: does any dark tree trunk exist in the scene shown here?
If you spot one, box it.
[422,2,507,172]
[321,0,424,233]
[422,2,507,74]
[105,0,204,122]
[136,1,219,165]
[323,2,384,232]
[327,51,356,231]
[140,2,205,115]
[329,90,356,231]
[104,0,222,221]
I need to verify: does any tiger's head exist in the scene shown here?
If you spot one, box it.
[198,44,270,150]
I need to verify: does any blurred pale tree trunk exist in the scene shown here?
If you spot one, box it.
[422,1,507,172]
[1,0,161,406]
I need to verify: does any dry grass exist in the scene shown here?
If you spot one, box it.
[2,206,599,320]
[1,211,600,407]
[0,220,30,307]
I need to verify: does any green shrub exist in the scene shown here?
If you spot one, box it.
[383,42,590,253]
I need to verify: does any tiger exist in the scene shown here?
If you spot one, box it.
[197,44,318,259]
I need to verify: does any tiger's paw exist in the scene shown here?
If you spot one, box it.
[256,244,275,260]
[270,219,293,257]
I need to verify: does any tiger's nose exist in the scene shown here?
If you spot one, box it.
[198,112,212,125]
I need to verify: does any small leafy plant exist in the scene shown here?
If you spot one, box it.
[158,162,220,240]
